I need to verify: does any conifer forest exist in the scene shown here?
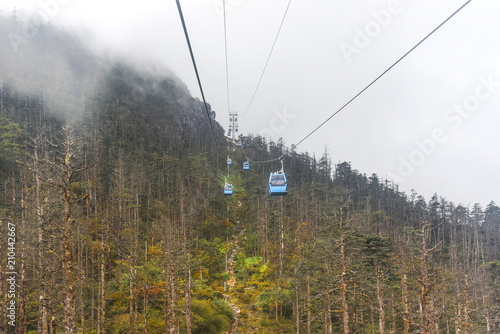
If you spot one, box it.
[0,12,499,334]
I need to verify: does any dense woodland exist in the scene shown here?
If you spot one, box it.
[0,14,499,334]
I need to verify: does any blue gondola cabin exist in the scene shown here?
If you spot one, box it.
[268,171,287,196]
[224,183,233,195]
[243,161,250,170]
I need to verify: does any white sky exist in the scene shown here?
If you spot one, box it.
[1,0,499,207]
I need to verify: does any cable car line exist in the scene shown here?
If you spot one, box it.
[223,0,231,115]
[175,0,221,157]
[241,0,293,118]
[242,148,284,164]
[292,0,473,149]
[232,0,472,184]
[237,135,288,164]
[222,0,292,165]
[223,0,236,196]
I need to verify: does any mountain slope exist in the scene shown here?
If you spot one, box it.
[0,15,499,333]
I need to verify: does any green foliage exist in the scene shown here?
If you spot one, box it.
[0,17,498,333]
[180,298,231,334]
[257,290,273,313]
[244,256,263,268]
[362,234,393,266]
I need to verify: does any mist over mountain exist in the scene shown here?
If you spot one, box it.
[0,13,211,128]
[0,13,499,334]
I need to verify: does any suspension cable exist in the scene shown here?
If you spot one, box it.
[293,0,473,149]
[175,0,221,157]
[223,0,231,116]
[241,0,293,117]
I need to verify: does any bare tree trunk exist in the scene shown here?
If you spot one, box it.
[279,197,285,281]
[62,183,76,333]
[257,197,268,264]
[82,164,94,334]
[98,238,106,334]
[129,264,136,334]
[339,214,350,334]
[18,174,27,334]
[420,221,434,334]
[170,262,178,334]
[276,280,279,326]
[180,185,192,334]
[162,265,169,334]
[307,274,311,334]
[481,278,492,333]
[421,225,430,333]
[32,137,48,334]
[61,133,77,334]
[129,191,141,334]
[376,268,385,334]
[48,291,56,334]
[391,293,397,334]
[134,195,140,331]
[401,274,410,334]
[143,284,148,334]
[324,265,332,334]
[143,241,148,334]
[295,281,300,334]
[463,275,471,334]
[264,201,269,265]
[162,227,178,334]
[185,266,192,334]
[91,244,95,332]
[0,219,6,333]
[278,196,285,326]
[455,290,462,334]
[80,251,85,334]
[165,206,179,334]
[50,126,94,334]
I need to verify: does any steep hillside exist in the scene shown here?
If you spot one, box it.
[0,15,499,334]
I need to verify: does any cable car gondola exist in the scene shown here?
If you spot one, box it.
[268,171,287,196]
[237,140,242,146]
[224,183,233,196]
[243,161,250,170]
[227,158,232,165]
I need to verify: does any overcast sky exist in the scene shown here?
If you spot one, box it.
[2,0,499,207]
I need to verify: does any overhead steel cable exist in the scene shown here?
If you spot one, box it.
[239,138,285,164]
[223,0,232,181]
[241,0,293,117]
[175,0,221,157]
[293,0,473,149]
[242,0,472,164]
[222,0,292,163]
[223,0,231,116]
[244,151,284,164]
[222,1,233,200]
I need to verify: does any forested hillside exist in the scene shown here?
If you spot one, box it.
[0,15,499,334]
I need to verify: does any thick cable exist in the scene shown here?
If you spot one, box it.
[175,0,221,157]
[293,0,473,149]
